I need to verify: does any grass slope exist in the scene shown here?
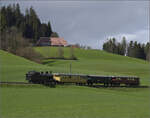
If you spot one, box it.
[0,50,51,82]
[34,47,150,85]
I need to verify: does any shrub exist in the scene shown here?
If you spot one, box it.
[0,27,43,63]
[16,47,43,63]
[69,47,77,60]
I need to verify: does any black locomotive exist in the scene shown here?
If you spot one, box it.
[26,71,56,86]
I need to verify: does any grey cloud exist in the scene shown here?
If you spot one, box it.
[2,1,149,49]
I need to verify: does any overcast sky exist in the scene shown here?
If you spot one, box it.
[1,0,149,49]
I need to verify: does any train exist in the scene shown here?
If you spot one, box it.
[26,71,140,87]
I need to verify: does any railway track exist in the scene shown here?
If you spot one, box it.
[0,82,33,85]
[0,82,149,88]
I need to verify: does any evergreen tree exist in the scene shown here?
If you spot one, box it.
[47,21,52,36]
[0,4,54,43]
[145,42,150,61]
[15,3,23,28]
[51,32,59,37]
[121,36,127,55]
[40,23,48,37]
[127,41,134,57]
[112,38,117,53]
[0,6,7,31]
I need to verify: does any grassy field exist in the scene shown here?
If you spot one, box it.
[1,85,150,118]
[0,48,150,118]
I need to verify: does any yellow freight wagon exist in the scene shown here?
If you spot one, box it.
[53,73,87,84]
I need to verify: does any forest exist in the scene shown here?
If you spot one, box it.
[103,37,150,61]
[0,4,59,43]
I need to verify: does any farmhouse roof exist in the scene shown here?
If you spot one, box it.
[50,37,68,46]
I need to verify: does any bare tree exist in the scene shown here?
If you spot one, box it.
[69,47,77,60]
[58,46,64,58]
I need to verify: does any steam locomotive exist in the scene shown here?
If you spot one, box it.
[26,71,140,87]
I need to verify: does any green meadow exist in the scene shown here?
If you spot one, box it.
[0,48,150,118]
[1,85,150,118]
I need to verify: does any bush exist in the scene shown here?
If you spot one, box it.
[16,47,43,63]
[58,47,64,58]
[69,47,77,60]
[0,27,43,63]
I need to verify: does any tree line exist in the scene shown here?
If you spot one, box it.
[0,4,58,43]
[103,37,150,61]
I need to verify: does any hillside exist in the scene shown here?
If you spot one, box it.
[0,50,51,82]
[34,47,150,85]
